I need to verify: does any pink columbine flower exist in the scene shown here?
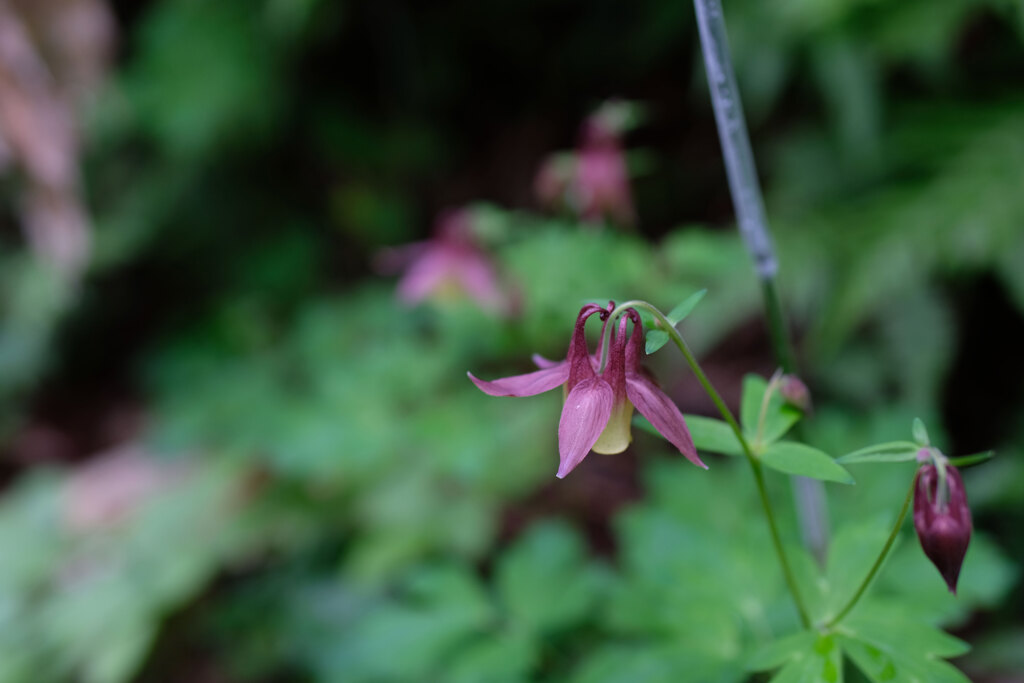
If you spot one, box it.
[533,102,636,226]
[572,117,635,226]
[913,463,972,594]
[377,209,505,312]
[468,303,705,478]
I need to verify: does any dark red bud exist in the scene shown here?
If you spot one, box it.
[913,464,972,594]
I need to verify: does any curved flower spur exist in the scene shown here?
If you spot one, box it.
[468,302,706,478]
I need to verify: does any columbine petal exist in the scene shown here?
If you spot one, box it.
[557,377,614,478]
[623,309,706,469]
[565,303,605,387]
[532,353,562,369]
[626,373,706,469]
[467,363,568,397]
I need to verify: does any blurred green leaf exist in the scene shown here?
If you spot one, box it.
[495,521,607,633]
[836,441,920,465]
[912,418,931,446]
[756,633,843,683]
[745,630,816,671]
[740,374,801,447]
[839,602,971,683]
[760,442,854,484]
[683,415,744,457]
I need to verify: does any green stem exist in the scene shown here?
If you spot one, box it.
[824,475,916,628]
[765,280,830,566]
[612,301,812,628]
[761,279,796,374]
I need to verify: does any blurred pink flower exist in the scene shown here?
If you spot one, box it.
[572,116,635,226]
[377,209,506,313]
[0,0,114,278]
[534,102,636,226]
[63,444,189,532]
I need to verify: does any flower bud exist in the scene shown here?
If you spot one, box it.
[913,464,972,594]
[779,374,812,414]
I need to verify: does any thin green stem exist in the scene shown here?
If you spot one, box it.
[824,475,916,628]
[612,300,812,628]
[761,279,796,374]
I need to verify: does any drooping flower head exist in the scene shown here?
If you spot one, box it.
[913,460,972,594]
[469,303,705,478]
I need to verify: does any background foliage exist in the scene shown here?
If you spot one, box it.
[1,0,1023,680]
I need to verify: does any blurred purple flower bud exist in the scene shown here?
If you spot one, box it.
[469,304,705,478]
[376,208,507,313]
[779,374,812,413]
[913,464,972,594]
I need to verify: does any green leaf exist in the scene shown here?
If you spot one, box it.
[683,415,744,457]
[740,374,801,446]
[842,603,970,659]
[747,631,816,671]
[571,642,740,683]
[740,374,768,437]
[822,520,892,616]
[447,631,537,683]
[761,442,854,484]
[912,418,930,446]
[494,521,605,633]
[841,636,970,683]
[644,290,706,355]
[947,450,994,468]
[750,632,843,683]
[645,329,670,354]
[839,603,971,683]
[836,441,920,464]
[330,565,495,681]
[667,289,707,324]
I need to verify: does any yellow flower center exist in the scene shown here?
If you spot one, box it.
[592,399,634,454]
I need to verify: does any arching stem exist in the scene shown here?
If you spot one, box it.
[610,301,812,628]
[824,475,916,627]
